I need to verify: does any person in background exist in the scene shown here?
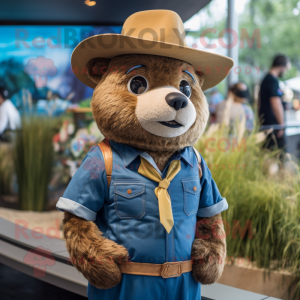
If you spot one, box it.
[0,87,21,141]
[259,54,291,150]
[208,88,224,123]
[216,82,254,134]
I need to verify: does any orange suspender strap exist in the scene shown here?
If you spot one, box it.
[98,139,113,188]
[192,147,202,179]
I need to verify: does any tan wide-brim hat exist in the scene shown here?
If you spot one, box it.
[72,10,234,91]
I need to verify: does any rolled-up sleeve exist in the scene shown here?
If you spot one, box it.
[56,148,107,221]
[197,156,228,218]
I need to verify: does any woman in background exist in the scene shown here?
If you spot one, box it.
[216,82,254,135]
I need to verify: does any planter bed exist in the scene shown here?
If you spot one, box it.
[219,263,297,300]
[0,207,64,239]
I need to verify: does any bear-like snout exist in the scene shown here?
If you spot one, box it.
[90,54,209,152]
[135,86,196,138]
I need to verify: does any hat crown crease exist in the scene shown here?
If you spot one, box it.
[121,10,187,46]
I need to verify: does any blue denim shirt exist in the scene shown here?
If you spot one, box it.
[56,140,228,300]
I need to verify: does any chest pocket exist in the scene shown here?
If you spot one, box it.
[114,181,146,219]
[182,178,201,216]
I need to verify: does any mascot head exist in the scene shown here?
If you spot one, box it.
[71,10,233,152]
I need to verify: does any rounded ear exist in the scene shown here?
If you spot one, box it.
[195,71,205,87]
[86,58,111,84]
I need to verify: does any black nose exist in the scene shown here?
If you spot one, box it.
[165,92,188,111]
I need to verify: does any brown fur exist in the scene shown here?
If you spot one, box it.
[63,212,128,289]
[86,58,111,84]
[192,213,226,284]
[88,54,209,155]
[139,149,175,172]
[63,54,225,287]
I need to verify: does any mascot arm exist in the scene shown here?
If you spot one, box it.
[57,153,128,288]
[191,213,226,284]
[63,212,128,289]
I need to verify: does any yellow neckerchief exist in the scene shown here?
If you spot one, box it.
[138,157,181,233]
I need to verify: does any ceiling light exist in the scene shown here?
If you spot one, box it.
[85,0,96,6]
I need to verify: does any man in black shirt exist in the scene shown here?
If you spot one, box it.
[259,54,291,150]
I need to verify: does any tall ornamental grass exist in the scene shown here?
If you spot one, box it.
[195,125,300,299]
[13,117,54,211]
[0,146,14,195]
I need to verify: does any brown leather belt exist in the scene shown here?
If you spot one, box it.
[119,260,192,278]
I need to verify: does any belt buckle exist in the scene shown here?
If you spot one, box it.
[161,262,183,278]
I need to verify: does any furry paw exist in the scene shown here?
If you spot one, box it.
[83,255,123,289]
[83,238,129,289]
[191,213,226,285]
[191,238,225,284]
[63,212,129,289]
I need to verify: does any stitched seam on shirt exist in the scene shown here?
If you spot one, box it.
[103,205,112,240]
[164,277,168,300]
[181,176,199,180]
[124,152,140,166]
[77,154,95,204]
[181,178,201,216]
[181,179,201,194]
[115,192,146,218]
[169,184,175,261]
[110,142,140,167]
[166,227,169,262]
[172,221,175,262]
[115,189,145,199]
[71,200,76,214]
[66,199,96,219]
[199,197,227,209]
[114,183,146,219]
[140,153,162,175]
[183,191,198,216]
[114,183,145,198]
[180,146,193,167]
[104,163,113,239]
[114,180,145,183]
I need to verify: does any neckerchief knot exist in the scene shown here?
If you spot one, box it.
[138,157,181,233]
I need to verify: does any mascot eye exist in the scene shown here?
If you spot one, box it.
[179,80,192,98]
[128,76,148,95]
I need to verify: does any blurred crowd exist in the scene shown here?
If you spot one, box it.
[207,54,293,154]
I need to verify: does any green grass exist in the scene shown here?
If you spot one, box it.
[0,146,14,195]
[13,116,55,211]
[195,124,300,299]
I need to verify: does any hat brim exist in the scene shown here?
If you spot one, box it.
[71,34,234,91]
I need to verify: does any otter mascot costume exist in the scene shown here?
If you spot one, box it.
[57,10,233,300]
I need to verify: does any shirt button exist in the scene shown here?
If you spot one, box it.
[193,186,197,191]
[127,189,132,194]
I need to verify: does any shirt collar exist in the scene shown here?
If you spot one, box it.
[179,147,194,168]
[109,140,141,167]
[109,140,194,169]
